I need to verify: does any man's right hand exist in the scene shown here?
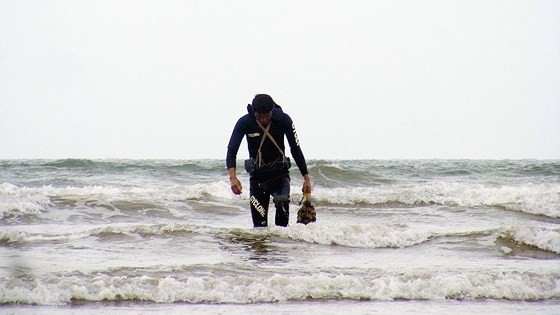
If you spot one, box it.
[230,177,242,195]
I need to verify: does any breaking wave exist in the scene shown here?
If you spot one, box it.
[2,180,559,220]
[1,222,433,249]
[0,182,232,220]
[5,221,559,255]
[2,268,558,305]
[316,182,560,218]
[501,225,560,254]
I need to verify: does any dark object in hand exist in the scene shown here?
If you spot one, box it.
[297,199,316,225]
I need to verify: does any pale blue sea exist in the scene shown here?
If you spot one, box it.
[1,159,559,314]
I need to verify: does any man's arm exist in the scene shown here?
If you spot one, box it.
[226,117,246,195]
[228,167,242,195]
[226,119,245,170]
[283,114,311,194]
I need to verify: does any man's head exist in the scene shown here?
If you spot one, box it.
[252,94,275,126]
[252,94,275,113]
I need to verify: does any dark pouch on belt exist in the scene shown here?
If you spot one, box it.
[244,158,256,173]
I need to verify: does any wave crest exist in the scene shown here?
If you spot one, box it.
[41,159,97,168]
[0,183,51,219]
[501,226,560,254]
[0,182,233,220]
[315,182,560,218]
[271,223,432,248]
[2,270,558,305]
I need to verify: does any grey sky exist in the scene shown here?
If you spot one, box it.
[1,0,559,159]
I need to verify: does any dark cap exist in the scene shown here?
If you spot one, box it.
[251,94,275,113]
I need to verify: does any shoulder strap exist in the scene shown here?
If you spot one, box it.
[256,121,286,167]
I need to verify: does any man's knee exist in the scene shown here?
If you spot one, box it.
[273,195,290,227]
[273,195,290,210]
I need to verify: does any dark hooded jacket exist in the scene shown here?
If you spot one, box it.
[226,105,308,177]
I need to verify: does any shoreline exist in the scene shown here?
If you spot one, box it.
[3,299,560,315]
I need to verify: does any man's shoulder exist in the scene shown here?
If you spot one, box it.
[237,113,252,124]
[273,106,291,119]
[235,114,258,131]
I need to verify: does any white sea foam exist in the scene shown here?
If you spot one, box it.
[10,220,557,253]
[88,222,216,237]
[0,183,52,219]
[504,225,560,254]
[2,222,432,250]
[3,181,558,218]
[0,229,27,244]
[269,223,433,248]
[1,270,558,305]
[92,222,436,248]
[0,182,234,219]
[313,182,560,218]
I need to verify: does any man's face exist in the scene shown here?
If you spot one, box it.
[255,111,273,126]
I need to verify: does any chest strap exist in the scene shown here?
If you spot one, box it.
[256,120,286,168]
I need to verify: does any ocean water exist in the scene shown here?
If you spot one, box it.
[1,159,559,314]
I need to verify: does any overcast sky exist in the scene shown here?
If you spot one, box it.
[1,0,559,160]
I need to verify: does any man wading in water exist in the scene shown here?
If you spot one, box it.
[226,94,312,227]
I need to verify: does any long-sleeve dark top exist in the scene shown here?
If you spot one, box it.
[226,105,309,177]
